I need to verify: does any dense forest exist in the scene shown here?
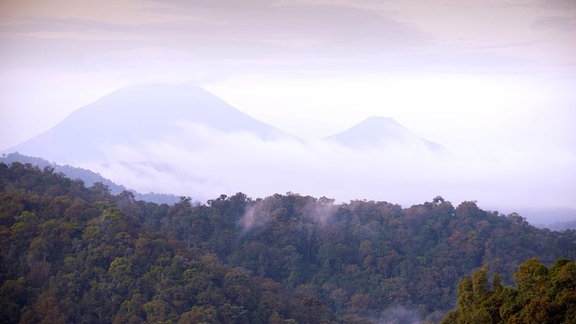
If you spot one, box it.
[0,163,329,323]
[1,162,575,323]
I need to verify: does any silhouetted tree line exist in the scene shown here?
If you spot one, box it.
[1,162,575,323]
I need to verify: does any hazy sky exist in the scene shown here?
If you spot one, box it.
[1,0,575,213]
[1,0,575,146]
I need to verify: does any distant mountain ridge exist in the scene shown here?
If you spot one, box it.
[0,152,179,204]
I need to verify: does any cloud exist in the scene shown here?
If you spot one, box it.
[3,0,574,68]
[2,0,573,79]
[73,121,576,214]
[1,0,429,55]
[378,305,422,324]
[0,0,188,27]
[239,191,336,232]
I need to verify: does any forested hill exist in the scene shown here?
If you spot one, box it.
[1,162,575,323]
[0,163,330,323]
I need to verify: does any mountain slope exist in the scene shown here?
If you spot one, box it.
[325,116,443,151]
[6,84,295,163]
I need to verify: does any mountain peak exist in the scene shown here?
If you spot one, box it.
[362,116,401,124]
[5,84,293,163]
[73,83,265,130]
[325,116,442,150]
[354,116,407,131]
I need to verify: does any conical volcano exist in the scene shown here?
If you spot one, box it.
[7,84,293,163]
[325,116,443,151]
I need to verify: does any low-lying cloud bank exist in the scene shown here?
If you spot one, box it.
[75,122,575,224]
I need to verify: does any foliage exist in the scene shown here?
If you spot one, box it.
[1,162,575,323]
[153,192,575,321]
[0,163,328,323]
[441,258,576,323]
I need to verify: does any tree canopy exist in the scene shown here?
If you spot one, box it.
[441,258,576,323]
[0,163,329,323]
[1,162,575,322]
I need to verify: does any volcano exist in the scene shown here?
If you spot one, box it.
[7,84,294,164]
[325,116,443,151]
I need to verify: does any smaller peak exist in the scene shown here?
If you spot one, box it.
[364,116,395,121]
[361,116,401,125]
[352,116,406,131]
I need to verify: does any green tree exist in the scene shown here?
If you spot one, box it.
[442,258,576,323]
